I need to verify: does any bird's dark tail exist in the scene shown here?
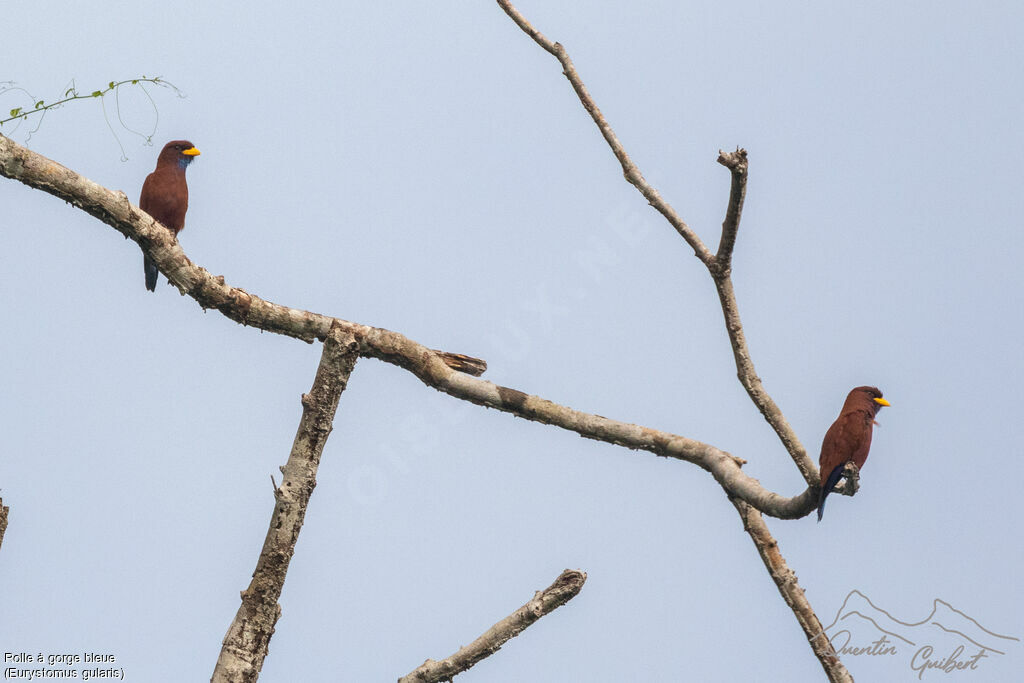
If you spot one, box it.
[144,255,158,292]
[817,464,847,522]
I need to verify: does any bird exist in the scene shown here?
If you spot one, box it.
[817,386,891,521]
[140,140,200,291]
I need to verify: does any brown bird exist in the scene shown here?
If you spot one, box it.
[817,386,891,521]
[140,140,200,291]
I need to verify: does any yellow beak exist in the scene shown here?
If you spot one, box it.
[183,147,201,156]
[874,397,891,407]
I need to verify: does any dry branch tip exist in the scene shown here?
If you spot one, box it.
[398,568,587,683]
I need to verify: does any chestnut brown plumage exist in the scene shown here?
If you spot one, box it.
[140,140,200,291]
[817,386,891,521]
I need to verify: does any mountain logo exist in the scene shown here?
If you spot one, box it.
[814,590,1019,679]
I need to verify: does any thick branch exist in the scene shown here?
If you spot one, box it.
[0,498,8,554]
[0,135,485,374]
[399,569,587,683]
[211,324,358,683]
[496,0,712,265]
[729,497,853,682]
[0,134,817,519]
[364,328,815,518]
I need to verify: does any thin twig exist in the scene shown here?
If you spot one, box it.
[0,78,177,127]
[496,0,712,265]
[0,133,817,518]
[729,496,853,682]
[399,569,587,683]
[210,323,359,683]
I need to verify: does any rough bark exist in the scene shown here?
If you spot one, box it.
[730,497,853,682]
[210,324,358,682]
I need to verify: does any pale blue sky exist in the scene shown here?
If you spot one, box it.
[2,1,1022,681]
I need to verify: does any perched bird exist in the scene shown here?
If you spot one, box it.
[140,140,200,291]
[817,386,891,521]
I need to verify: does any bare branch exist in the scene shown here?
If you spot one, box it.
[211,324,359,682]
[707,155,814,482]
[399,569,587,683]
[0,134,485,376]
[712,276,817,485]
[712,150,814,482]
[714,148,748,268]
[378,332,815,518]
[495,3,815,485]
[0,134,818,519]
[0,498,8,554]
[729,497,853,682]
[497,4,842,677]
[496,0,712,265]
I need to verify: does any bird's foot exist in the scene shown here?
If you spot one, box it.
[834,462,861,497]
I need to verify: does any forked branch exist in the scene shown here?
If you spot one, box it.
[497,3,847,679]
[2,7,857,681]
[496,0,815,485]
[0,133,818,519]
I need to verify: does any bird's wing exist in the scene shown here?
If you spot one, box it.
[819,411,868,481]
[139,172,157,212]
[139,171,188,233]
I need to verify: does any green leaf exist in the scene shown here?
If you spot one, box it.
[65,87,76,97]
[35,100,44,109]
[108,81,115,89]
[9,107,21,117]
[131,80,138,85]
[91,90,102,97]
